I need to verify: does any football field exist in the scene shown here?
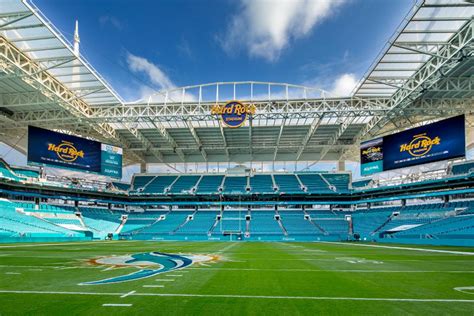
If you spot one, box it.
[0,241,473,315]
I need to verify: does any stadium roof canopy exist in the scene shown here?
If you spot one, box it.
[0,0,472,167]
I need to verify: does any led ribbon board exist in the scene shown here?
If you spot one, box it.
[360,115,465,176]
[211,101,256,128]
[27,126,122,178]
[360,138,384,176]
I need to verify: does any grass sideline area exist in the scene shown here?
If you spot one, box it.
[0,241,473,315]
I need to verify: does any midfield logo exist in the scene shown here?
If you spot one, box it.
[79,251,219,285]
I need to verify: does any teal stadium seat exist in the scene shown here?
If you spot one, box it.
[249,175,274,194]
[222,176,248,194]
[195,175,224,194]
[274,175,303,194]
[168,176,200,194]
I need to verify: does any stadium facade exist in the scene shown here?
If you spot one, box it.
[0,0,473,247]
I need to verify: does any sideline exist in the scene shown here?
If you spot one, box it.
[318,242,474,256]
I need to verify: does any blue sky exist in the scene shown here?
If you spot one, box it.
[1,0,421,181]
[33,0,414,102]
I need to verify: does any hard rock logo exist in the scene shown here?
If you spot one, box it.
[362,146,381,156]
[48,141,84,162]
[399,133,441,157]
[211,101,256,128]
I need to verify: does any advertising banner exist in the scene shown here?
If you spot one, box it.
[360,137,384,176]
[382,115,465,171]
[359,115,465,175]
[27,126,122,178]
[100,144,123,178]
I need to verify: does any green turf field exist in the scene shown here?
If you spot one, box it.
[0,241,473,315]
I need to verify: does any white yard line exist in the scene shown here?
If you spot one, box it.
[216,243,238,254]
[102,304,132,307]
[143,285,164,288]
[0,241,140,249]
[155,279,174,282]
[0,265,99,269]
[223,258,418,261]
[120,290,136,298]
[319,242,474,256]
[0,242,107,249]
[186,267,474,273]
[0,265,66,269]
[4,272,20,275]
[0,290,473,303]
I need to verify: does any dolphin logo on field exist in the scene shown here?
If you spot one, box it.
[79,251,193,285]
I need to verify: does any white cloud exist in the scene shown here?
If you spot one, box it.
[329,73,357,97]
[126,53,176,91]
[126,53,196,102]
[302,72,358,97]
[220,0,346,61]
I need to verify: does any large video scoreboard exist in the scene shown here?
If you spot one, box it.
[361,115,465,176]
[27,126,122,178]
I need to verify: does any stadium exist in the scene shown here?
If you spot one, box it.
[0,0,473,314]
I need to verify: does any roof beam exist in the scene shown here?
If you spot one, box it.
[0,23,43,31]
[411,17,471,22]
[345,19,474,159]
[0,56,76,81]
[149,120,185,162]
[7,97,465,126]
[366,78,411,91]
[421,3,474,8]
[9,35,56,42]
[0,11,31,19]
[125,143,355,151]
[218,122,230,160]
[303,115,355,170]
[76,97,391,122]
[21,46,66,53]
[120,125,173,167]
[273,117,287,161]
[186,120,207,161]
[392,43,450,59]
[0,12,33,29]
[295,116,323,160]
[248,116,253,159]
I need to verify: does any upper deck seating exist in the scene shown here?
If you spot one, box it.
[274,175,303,194]
[142,176,178,194]
[298,174,331,193]
[168,176,200,194]
[132,175,155,191]
[323,174,350,192]
[195,175,224,194]
[249,175,274,194]
[223,176,247,194]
